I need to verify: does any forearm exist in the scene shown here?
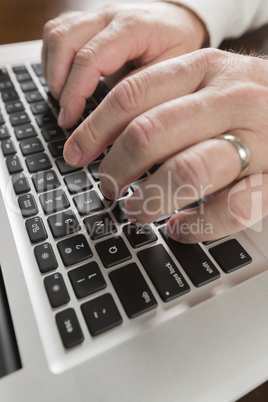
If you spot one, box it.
[160,0,268,47]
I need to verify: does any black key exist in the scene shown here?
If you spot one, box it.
[25,153,52,173]
[32,169,60,192]
[109,263,157,318]
[48,139,65,157]
[30,101,49,114]
[84,212,117,240]
[5,100,24,114]
[160,227,220,287]
[12,173,30,194]
[68,261,106,299]
[0,112,4,125]
[35,111,56,127]
[154,213,175,226]
[0,80,13,92]
[48,210,81,239]
[55,157,82,175]
[138,244,190,302]
[0,125,10,140]
[44,273,70,308]
[25,216,47,243]
[20,81,37,92]
[13,65,28,74]
[39,189,70,214]
[81,293,122,336]
[1,139,16,156]
[88,161,101,181]
[16,72,31,82]
[31,63,43,77]
[25,90,43,103]
[95,236,132,268]
[1,89,19,102]
[123,223,157,248]
[20,138,44,156]
[14,124,37,140]
[34,242,58,273]
[6,155,23,174]
[64,171,93,194]
[73,190,104,216]
[110,199,128,223]
[41,126,65,142]
[209,239,252,273]
[18,193,38,217]
[57,234,93,266]
[56,308,84,348]
[0,68,9,81]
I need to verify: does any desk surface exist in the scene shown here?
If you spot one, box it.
[0,1,268,401]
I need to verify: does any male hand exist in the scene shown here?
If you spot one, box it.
[62,49,268,243]
[42,2,206,128]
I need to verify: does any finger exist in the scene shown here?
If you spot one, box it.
[42,10,110,99]
[124,138,243,224]
[166,173,268,243]
[58,16,176,128]
[63,52,208,166]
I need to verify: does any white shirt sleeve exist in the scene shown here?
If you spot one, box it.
[162,0,268,47]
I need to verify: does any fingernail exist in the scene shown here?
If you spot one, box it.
[64,138,83,166]
[58,107,66,126]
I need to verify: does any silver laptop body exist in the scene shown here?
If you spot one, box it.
[1,40,268,402]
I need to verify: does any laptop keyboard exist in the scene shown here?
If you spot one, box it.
[0,62,254,357]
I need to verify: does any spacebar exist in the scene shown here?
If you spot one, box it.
[159,227,220,287]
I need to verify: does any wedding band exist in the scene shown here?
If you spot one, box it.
[215,134,250,180]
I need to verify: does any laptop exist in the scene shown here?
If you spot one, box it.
[1,39,268,402]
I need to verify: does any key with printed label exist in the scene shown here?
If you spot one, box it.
[109,263,157,318]
[39,189,70,214]
[123,223,157,248]
[12,173,30,194]
[81,293,122,336]
[95,236,132,268]
[57,234,93,266]
[25,216,47,243]
[25,152,52,173]
[56,308,84,348]
[160,226,220,287]
[84,211,117,240]
[48,210,81,239]
[6,155,23,175]
[73,190,104,216]
[44,273,70,308]
[68,261,106,299]
[34,242,58,273]
[18,193,38,217]
[32,170,60,193]
[138,244,190,302]
[209,239,252,273]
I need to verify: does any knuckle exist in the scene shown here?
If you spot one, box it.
[73,46,96,69]
[111,77,143,114]
[123,115,156,158]
[83,116,102,148]
[171,150,211,191]
[45,23,70,48]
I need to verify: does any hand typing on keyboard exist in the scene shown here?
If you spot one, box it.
[42,1,268,244]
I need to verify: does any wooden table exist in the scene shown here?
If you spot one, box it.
[0,1,268,401]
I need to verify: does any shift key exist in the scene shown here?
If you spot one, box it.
[109,263,157,318]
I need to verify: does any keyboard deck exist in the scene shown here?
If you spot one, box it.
[0,61,258,372]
